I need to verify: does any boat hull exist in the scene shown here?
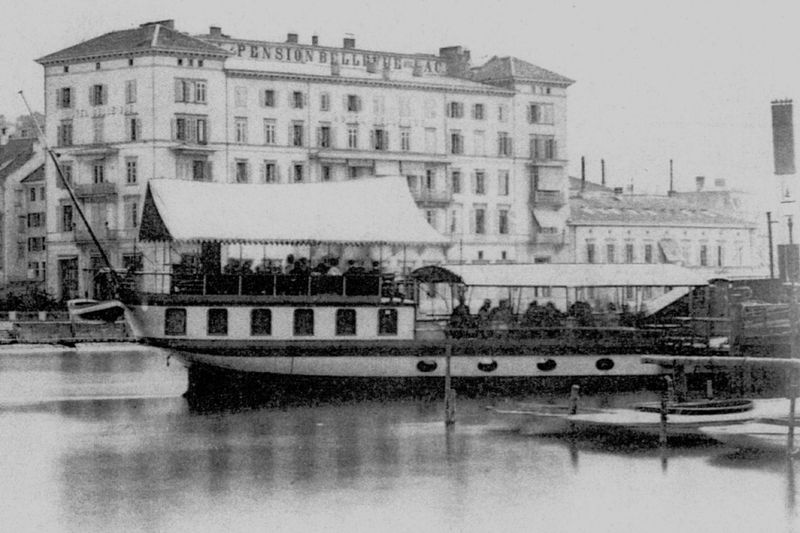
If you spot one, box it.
[700,420,797,452]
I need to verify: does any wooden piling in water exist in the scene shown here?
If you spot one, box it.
[444,344,455,426]
[568,384,580,415]
[705,379,714,400]
[660,376,673,446]
[673,364,687,403]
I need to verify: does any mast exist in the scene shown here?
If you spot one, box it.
[18,91,120,295]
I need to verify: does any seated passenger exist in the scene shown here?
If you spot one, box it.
[345,260,366,275]
[489,299,514,336]
[448,297,471,338]
[327,258,342,276]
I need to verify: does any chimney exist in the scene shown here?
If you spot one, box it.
[343,35,356,49]
[580,156,586,193]
[695,176,705,191]
[209,26,222,38]
[287,33,298,44]
[772,99,796,175]
[601,159,606,186]
[668,159,674,195]
[439,46,472,78]
[311,35,319,46]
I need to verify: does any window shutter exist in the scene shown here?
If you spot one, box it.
[88,86,94,106]
[170,119,176,140]
[288,124,293,146]
[343,95,349,110]
[508,138,514,157]
[101,85,108,105]
[136,119,142,141]
[56,125,62,145]
[385,131,390,151]
[356,96,362,112]
[174,80,182,102]
[187,119,197,143]
[369,130,374,150]
[469,209,475,233]
[316,127,321,147]
[330,127,336,149]
[275,164,282,183]
[303,93,308,108]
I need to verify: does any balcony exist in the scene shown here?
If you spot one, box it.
[74,226,136,244]
[532,230,567,246]
[74,182,118,200]
[411,188,453,206]
[530,189,565,207]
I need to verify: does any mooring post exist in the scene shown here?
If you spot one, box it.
[568,384,580,415]
[705,379,714,400]
[660,376,673,446]
[445,344,455,426]
[673,364,687,403]
[789,369,799,454]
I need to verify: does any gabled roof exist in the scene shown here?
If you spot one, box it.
[37,21,230,64]
[472,56,574,85]
[0,139,36,182]
[21,165,44,183]
[569,176,614,193]
[139,177,449,246]
[569,192,756,228]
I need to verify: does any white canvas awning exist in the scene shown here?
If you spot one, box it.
[414,263,708,288]
[139,176,449,246]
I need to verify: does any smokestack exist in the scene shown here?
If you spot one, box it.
[286,33,298,43]
[209,26,222,38]
[343,35,356,49]
[311,35,319,46]
[601,159,606,186]
[669,159,674,195]
[581,156,586,192]
[772,99,796,175]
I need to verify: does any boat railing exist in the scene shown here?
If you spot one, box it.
[123,272,414,301]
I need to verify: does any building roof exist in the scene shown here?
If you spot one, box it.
[472,56,574,85]
[569,176,614,193]
[416,263,707,287]
[139,176,449,246]
[0,138,36,182]
[569,192,756,228]
[21,165,44,183]
[37,21,230,64]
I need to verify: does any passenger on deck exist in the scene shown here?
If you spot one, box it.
[369,261,383,274]
[311,260,329,276]
[521,301,544,329]
[477,299,492,337]
[542,302,564,328]
[327,258,342,276]
[489,299,514,337]
[283,254,295,274]
[569,301,595,327]
[344,260,366,275]
[448,297,471,338]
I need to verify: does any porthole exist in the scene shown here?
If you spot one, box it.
[477,359,498,373]
[416,360,437,373]
[537,359,557,372]
[596,358,615,371]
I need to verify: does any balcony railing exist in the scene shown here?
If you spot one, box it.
[530,189,565,207]
[532,230,566,246]
[411,188,453,206]
[74,226,136,244]
[74,182,118,199]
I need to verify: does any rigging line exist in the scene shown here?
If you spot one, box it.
[18,90,120,294]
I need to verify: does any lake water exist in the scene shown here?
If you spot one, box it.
[0,346,797,533]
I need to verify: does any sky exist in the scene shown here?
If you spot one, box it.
[2,0,800,202]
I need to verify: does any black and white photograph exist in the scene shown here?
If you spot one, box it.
[0,1,799,531]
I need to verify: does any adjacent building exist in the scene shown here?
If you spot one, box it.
[0,138,46,289]
[37,19,574,299]
[566,178,762,279]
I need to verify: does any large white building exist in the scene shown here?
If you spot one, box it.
[37,20,573,299]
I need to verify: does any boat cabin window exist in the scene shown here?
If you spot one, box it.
[164,308,186,336]
[207,308,228,336]
[294,309,314,336]
[336,309,357,336]
[251,309,272,336]
[378,308,398,335]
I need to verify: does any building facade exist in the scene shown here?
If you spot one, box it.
[566,182,762,279]
[37,20,573,299]
[0,138,47,288]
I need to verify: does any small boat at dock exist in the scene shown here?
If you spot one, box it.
[489,398,792,438]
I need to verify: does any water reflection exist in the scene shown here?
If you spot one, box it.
[0,348,798,532]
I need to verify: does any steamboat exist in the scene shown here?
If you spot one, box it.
[105,177,725,398]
